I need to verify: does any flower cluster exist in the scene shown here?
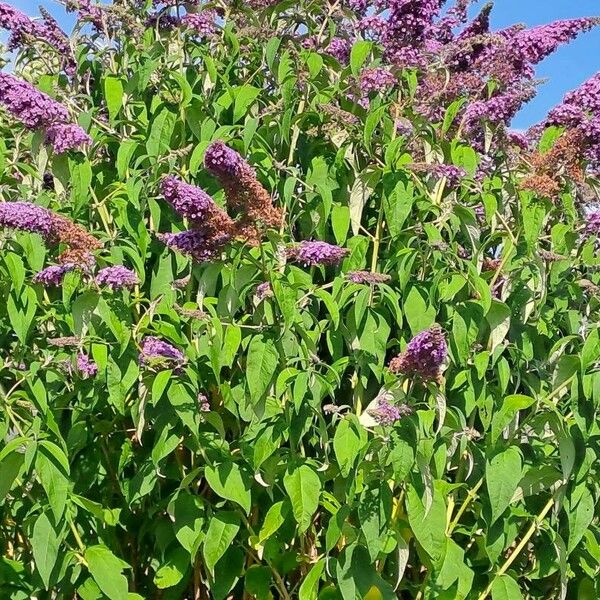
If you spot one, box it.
[389,324,448,382]
[433,164,467,186]
[584,209,600,237]
[95,266,139,290]
[359,68,396,95]
[255,281,273,300]
[325,38,352,63]
[0,201,55,237]
[287,241,349,267]
[182,11,217,38]
[77,353,98,378]
[46,124,92,154]
[139,337,185,369]
[0,74,89,153]
[33,264,76,286]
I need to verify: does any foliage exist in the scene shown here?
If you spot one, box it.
[1,1,600,598]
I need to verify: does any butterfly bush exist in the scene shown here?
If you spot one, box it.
[2,1,600,599]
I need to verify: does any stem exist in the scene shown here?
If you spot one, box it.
[447,477,483,535]
[476,496,555,600]
[69,519,87,556]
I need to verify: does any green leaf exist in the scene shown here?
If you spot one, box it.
[171,493,204,556]
[154,547,189,589]
[203,511,240,575]
[32,512,59,589]
[85,545,129,600]
[486,447,523,524]
[116,141,137,180]
[491,574,523,600]
[245,565,272,599]
[146,108,176,158]
[283,464,321,533]
[205,461,252,514]
[486,300,511,353]
[404,287,435,334]
[0,451,24,503]
[299,558,325,600]
[350,40,372,75]
[35,443,69,521]
[233,85,261,122]
[566,484,594,553]
[258,500,289,543]
[104,76,123,121]
[333,415,367,477]
[246,335,279,404]
[490,395,535,443]
[406,481,447,566]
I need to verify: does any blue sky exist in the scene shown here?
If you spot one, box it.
[9,0,600,128]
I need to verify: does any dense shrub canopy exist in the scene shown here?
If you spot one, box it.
[1,0,600,598]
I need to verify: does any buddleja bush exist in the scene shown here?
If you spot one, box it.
[2,0,600,597]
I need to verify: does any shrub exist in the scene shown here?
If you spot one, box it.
[1,1,600,598]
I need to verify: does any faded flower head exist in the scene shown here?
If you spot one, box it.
[255,281,273,300]
[389,324,448,382]
[204,140,282,234]
[288,241,350,267]
[95,266,139,289]
[346,271,391,285]
[139,336,185,369]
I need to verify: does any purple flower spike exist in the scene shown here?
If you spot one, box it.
[0,201,54,238]
[160,176,214,222]
[389,324,448,382]
[288,241,350,267]
[33,264,75,286]
[77,352,98,378]
[0,73,68,129]
[46,123,91,154]
[204,140,250,180]
[95,266,139,290]
[139,336,185,369]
